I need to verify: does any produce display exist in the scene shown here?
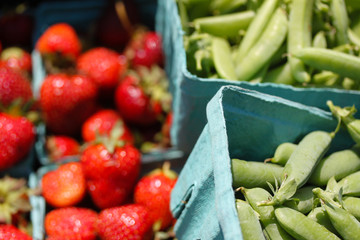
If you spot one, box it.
[178,0,360,89]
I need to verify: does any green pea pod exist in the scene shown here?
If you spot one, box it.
[263,63,296,85]
[268,142,297,166]
[312,71,339,85]
[343,196,360,220]
[307,207,340,236]
[236,199,266,240]
[347,29,360,48]
[284,186,315,214]
[330,0,351,46]
[266,131,333,206]
[193,11,255,38]
[294,48,360,82]
[211,37,237,80]
[314,187,360,240]
[308,149,360,186]
[275,207,341,240]
[312,31,327,48]
[236,7,288,81]
[287,0,313,83]
[209,0,247,15]
[235,0,280,62]
[241,187,294,240]
[337,171,360,196]
[231,159,283,189]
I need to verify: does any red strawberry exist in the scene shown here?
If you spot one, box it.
[1,47,32,74]
[97,204,153,240]
[36,23,81,60]
[46,135,80,162]
[77,47,128,90]
[81,109,134,144]
[45,207,98,240]
[80,142,141,209]
[40,73,98,136]
[0,64,32,108]
[134,162,177,230]
[0,113,35,170]
[125,28,164,68]
[114,67,171,126]
[41,162,86,208]
[0,224,32,240]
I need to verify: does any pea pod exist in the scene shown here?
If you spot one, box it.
[231,159,283,189]
[294,47,360,82]
[284,186,315,214]
[337,171,360,196]
[308,149,360,186]
[275,207,341,240]
[330,0,351,46]
[343,196,360,220]
[241,187,294,240]
[267,142,297,166]
[209,0,247,15]
[314,187,360,240]
[307,207,340,236]
[236,199,266,240]
[211,37,237,80]
[287,0,313,83]
[312,31,327,48]
[236,7,288,81]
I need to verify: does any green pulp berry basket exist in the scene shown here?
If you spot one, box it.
[170,85,355,240]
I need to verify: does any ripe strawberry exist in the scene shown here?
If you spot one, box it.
[0,64,32,108]
[80,142,141,209]
[41,162,86,208]
[40,73,98,136]
[114,66,171,126]
[77,47,127,90]
[134,162,177,230]
[36,23,81,60]
[0,113,35,170]
[0,224,32,240]
[125,28,164,68]
[46,135,80,162]
[1,47,32,74]
[81,109,134,144]
[45,207,98,240]
[97,204,153,240]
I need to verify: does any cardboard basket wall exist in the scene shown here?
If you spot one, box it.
[155,0,360,154]
[170,85,355,240]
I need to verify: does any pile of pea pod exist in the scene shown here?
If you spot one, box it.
[177,0,360,90]
[231,101,360,240]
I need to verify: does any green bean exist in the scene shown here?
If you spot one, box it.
[284,186,315,214]
[343,196,360,220]
[330,0,351,46]
[241,187,294,240]
[231,159,283,189]
[236,199,266,240]
[235,7,288,81]
[287,0,313,83]
[235,0,280,62]
[267,131,333,206]
[314,187,360,240]
[312,31,327,48]
[308,149,360,186]
[268,142,297,166]
[193,11,255,38]
[211,37,237,80]
[307,207,340,236]
[293,47,360,81]
[275,207,341,240]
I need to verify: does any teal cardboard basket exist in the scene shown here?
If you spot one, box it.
[0,146,35,179]
[170,85,355,240]
[155,0,360,154]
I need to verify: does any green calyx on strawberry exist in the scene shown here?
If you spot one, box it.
[0,47,32,75]
[115,65,172,126]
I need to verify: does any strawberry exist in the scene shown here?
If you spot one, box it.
[80,141,141,209]
[45,207,98,240]
[46,135,80,162]
[0,224,32,240]
[97,204,153,240]
[77,47,127,90]
[125,28,164,68]
[36,23,81,60]
[39,73,98,136]
[1,47,32,74]
[81,109,134,144]
[114,66,171,126]
[0,64,33,108]
[41,162,86,208]
[134,162,177,230]
[0,113,35,170]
